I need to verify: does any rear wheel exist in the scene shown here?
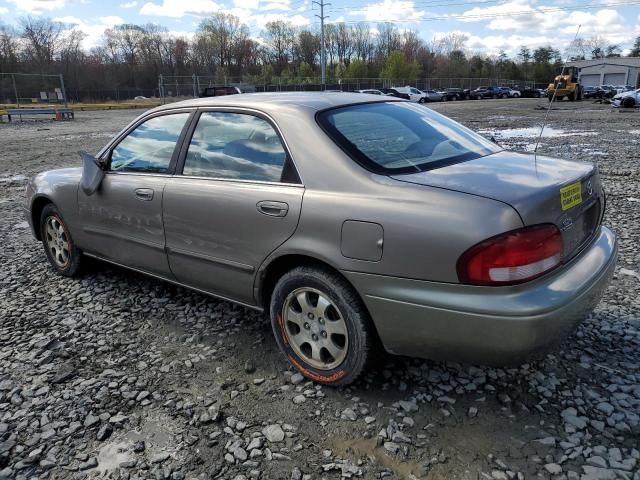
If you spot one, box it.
[622,97,636,108]
[40,204,84,277]
[270,266,375,386]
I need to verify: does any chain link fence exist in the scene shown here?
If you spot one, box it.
[0,73,68,107]
[159,75,538,102]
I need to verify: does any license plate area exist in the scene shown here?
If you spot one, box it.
[562,199,600,257]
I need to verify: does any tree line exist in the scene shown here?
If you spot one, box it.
[1,14,639,100]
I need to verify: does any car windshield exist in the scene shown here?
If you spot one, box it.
[318,101,502,174]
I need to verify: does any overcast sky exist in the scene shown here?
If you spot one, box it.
[1,0,639,56]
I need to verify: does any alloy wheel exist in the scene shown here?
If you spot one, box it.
[282,287,348,370]
[45,216,70,268]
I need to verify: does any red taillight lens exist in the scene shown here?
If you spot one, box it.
[457,224,563,285]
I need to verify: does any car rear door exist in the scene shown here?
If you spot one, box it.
[163,109,304,305]
[78,110,193,277]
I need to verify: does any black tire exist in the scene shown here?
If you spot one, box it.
[40,203,84,277]
[269,266,375,386]
[622,97,636,108]
[419,97,426,104]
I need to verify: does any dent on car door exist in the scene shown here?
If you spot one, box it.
[78,111,192,276]
[163,110,304,305]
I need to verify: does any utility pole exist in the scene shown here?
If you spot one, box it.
[313,0,330,87]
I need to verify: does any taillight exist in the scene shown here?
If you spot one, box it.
[457,224,563,286]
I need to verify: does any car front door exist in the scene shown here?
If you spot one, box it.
[163,110,304,305]
[78,110,192,276]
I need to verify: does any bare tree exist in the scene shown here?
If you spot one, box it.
[352,23,374,63]
[20,17,65,68]
[0,24,19,72]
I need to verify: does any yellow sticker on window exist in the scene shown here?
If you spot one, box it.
[560,182,582,211]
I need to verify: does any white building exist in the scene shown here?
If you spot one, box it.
[567,58,640,87]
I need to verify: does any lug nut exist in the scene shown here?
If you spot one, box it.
[307,313,314,320]
[319,318,324,324]
[321,331,327,338]
[312,334,318,341]
[304,323,310,329]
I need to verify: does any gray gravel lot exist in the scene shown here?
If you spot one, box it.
[0,99,639,480]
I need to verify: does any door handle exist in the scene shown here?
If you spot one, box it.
[256,201,289,217]
[135,188,154,201]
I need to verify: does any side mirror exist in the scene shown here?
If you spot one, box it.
[79,151,105,196]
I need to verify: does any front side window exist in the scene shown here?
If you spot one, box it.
[110,113,190,173]
[183,112,288,182]
[318,101,502,174]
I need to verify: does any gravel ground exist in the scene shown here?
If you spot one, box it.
[0,99,639,480]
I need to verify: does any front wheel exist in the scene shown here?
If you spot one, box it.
[40,204,84,277]
[419,97,426,103]
[270,266,375,386]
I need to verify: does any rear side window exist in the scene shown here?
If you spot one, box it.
[317,102,502,174]
[110,113,190,173]
[182,112,289,182]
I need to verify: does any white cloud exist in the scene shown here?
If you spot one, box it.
[457,0,639,52]
[327,15,346,24]
[54,15,124,49]
[351,0,424,23]
[254,12,310,28]
[0,6,8,15]
[233,0,258,8]
[6,0,66,14]
[120,1,138,8]
[562,9,626,35]
[263,1,291,11]
[139,0,222,17]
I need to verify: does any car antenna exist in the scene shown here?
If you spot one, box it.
[534,25,582,155]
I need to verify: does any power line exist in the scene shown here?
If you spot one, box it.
[267,0,639,31]
[331,0,640,24]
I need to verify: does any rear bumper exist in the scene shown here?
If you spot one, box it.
[343,226,617,365]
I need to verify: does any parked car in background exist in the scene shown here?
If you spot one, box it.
[612,88,640,108]
[357,89,384,95]
[26,92,617,386]
[597,85,618,99]
[133,95,150,100]
[420,89,444,102]
[379,87,410,100]
[392,86,428,102]
[499,87,521,98]
[442,88,470,101]
[518,87,543,98]
[583,86,599,99]
[200,86,242,97]
[471,86,506,99]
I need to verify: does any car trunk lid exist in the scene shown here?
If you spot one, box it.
[391,150,603,259]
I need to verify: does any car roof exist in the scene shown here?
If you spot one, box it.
[152,92,403,116]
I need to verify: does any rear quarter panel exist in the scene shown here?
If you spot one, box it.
[271,178,524,283]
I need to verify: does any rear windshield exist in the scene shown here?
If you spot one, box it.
[317,101,502,174]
